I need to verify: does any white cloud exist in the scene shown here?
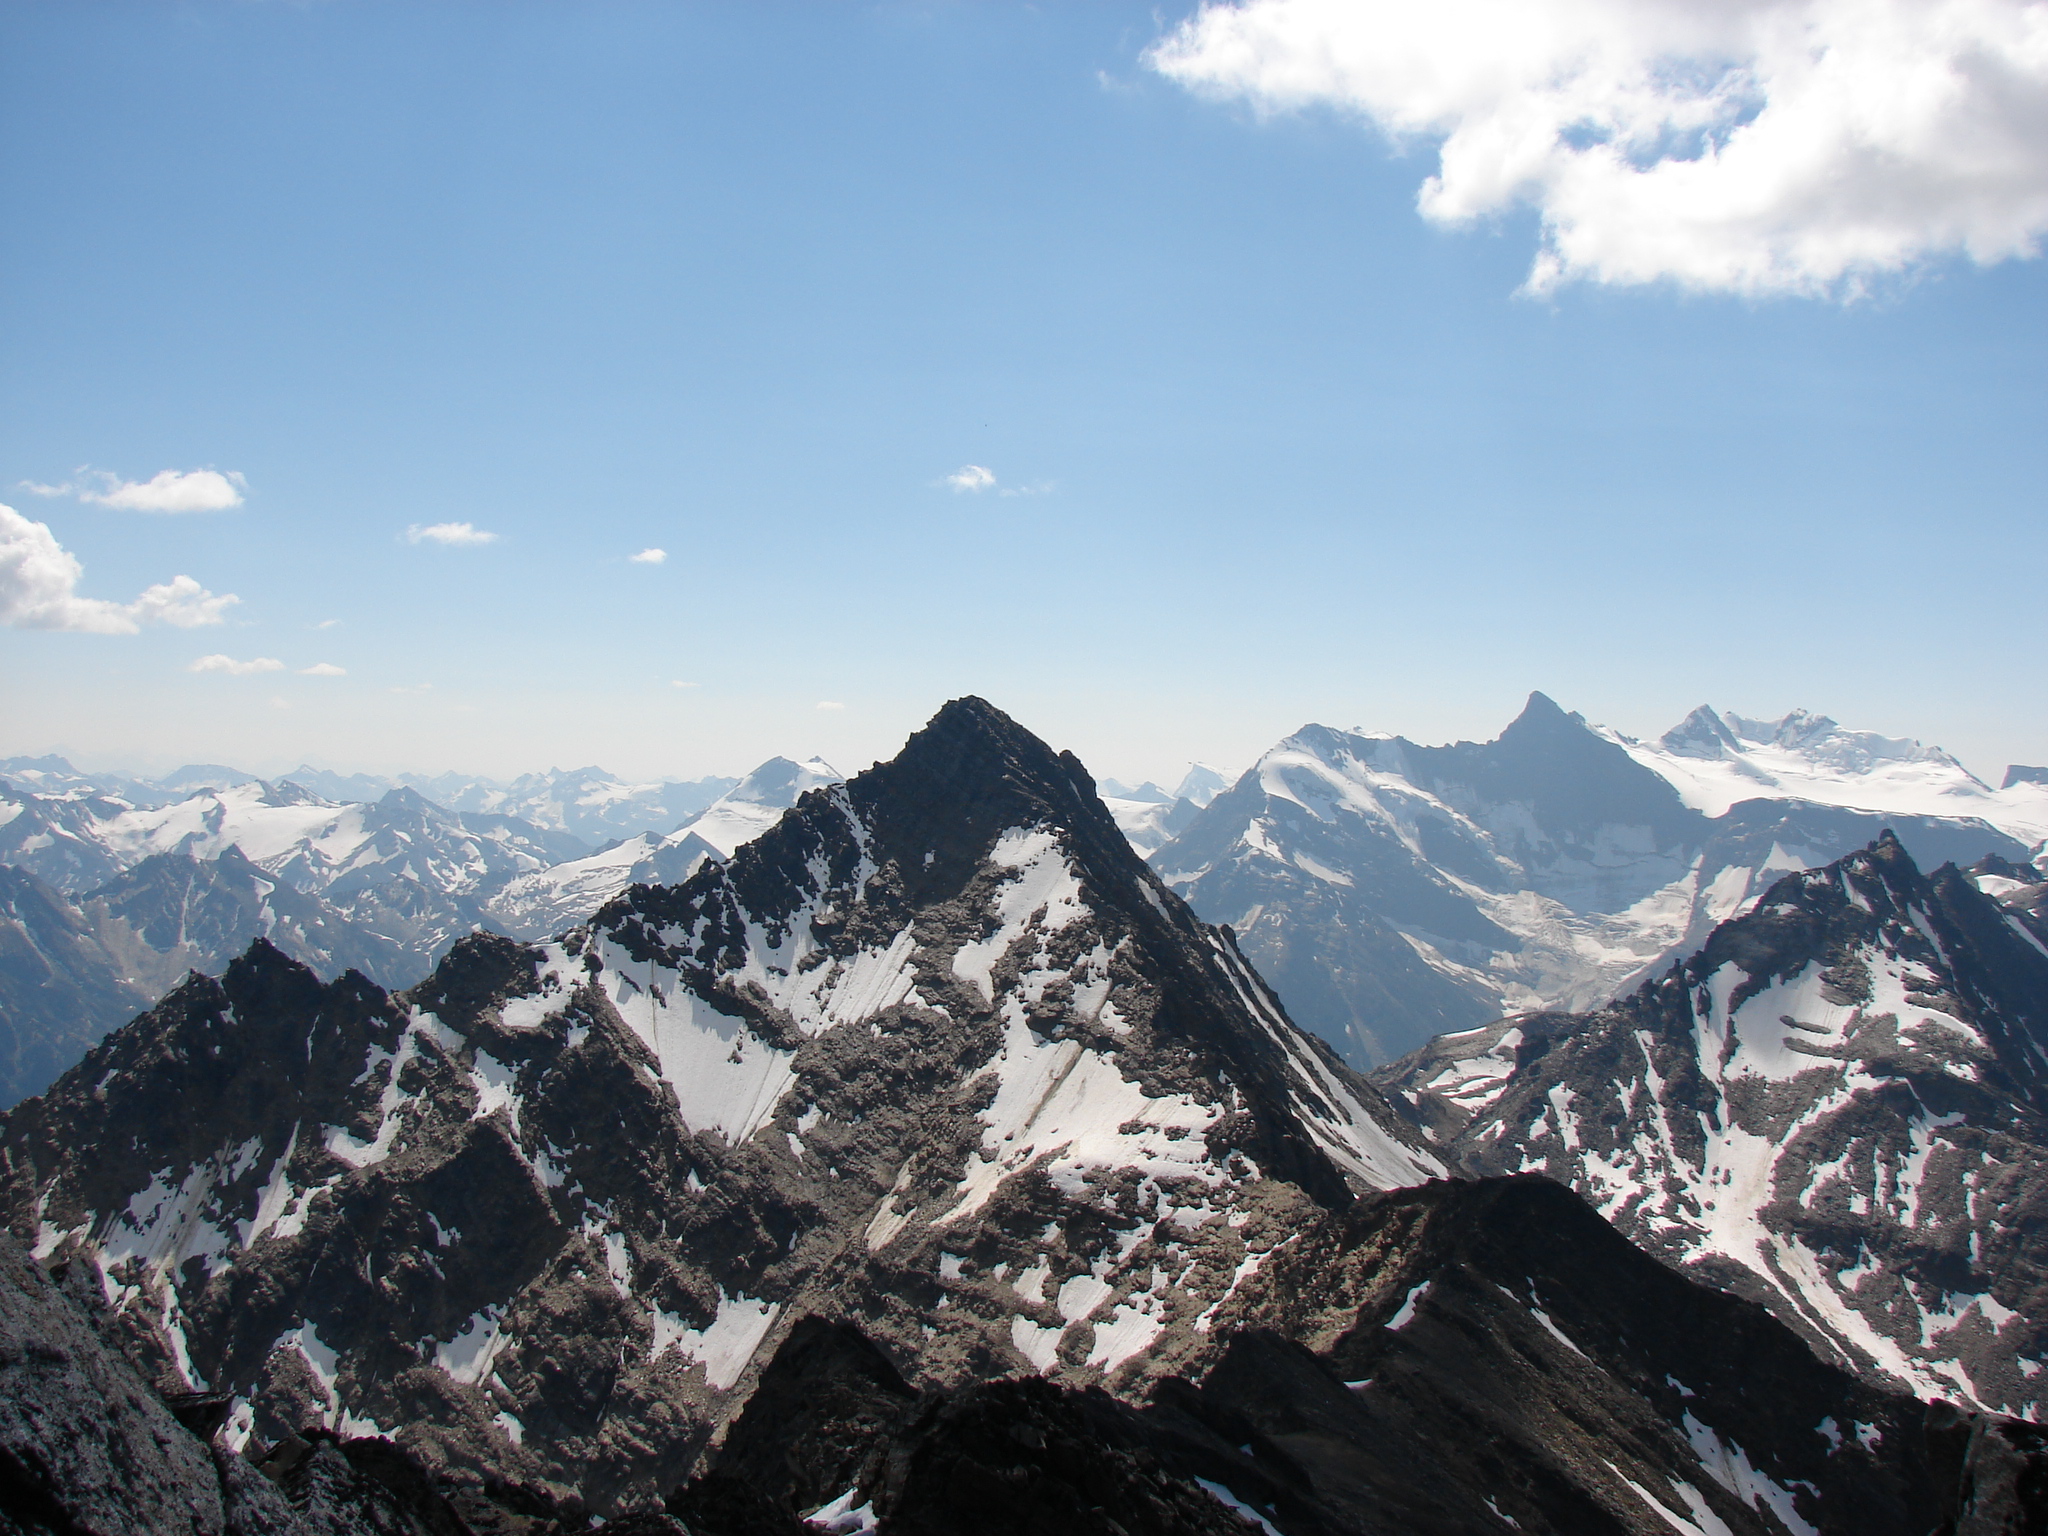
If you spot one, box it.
[671,679,700,688]
[946,465,997,492]
[128,576,241,629]
[0,504,238,633]
[82,468,246,513]
[1149,0,2048,296]
[406,521,497,546]
[190,654,285,676]
[299,662,346,676]
[629,547,668,565]
[314,618,341,629]
[816,700,847,711]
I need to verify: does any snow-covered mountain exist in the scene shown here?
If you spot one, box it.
[1151,694,2032,1068]
[1617,705,2048,846]
[485,756,842,939]
[1098,764,1238,858]
[11,707,2048,1531]
[0,778,584,907]
[0,758,847,1100]
[0,699,1435,1510]
[1378,833,2048,1416]
[378,765,738,843]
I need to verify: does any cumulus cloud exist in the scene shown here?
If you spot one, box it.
[406,521,497,546]
[87,468,246,512]
[299,662,346,676]
[1148,0,2048,296]
[946,465,997,492]
[189,654,284,675]
[629,547,668,564]
[0,504,238,633]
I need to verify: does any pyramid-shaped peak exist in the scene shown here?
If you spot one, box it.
[1497,690,1590,742]
[861,697,1112,846]
[1659,705,1743,759]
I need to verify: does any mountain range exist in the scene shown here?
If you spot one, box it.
[3,698,2045,1531]
[0,759,836,1104]
[1,698,1440,1512]
[1151,694,2042,1069]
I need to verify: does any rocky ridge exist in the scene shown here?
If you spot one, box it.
[668,1177,2048,1535]
[1378,832,2048,1416]
[0,698,1438,1514]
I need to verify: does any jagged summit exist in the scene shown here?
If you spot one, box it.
[2,696,1436,1511]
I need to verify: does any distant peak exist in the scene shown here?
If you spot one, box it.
[2005,766,2048,790]
[1659,705,1742,760]
[1500,691,1588,740]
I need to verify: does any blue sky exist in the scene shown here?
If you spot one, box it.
[3,1,2043,787]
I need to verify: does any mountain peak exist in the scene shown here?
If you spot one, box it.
[1508,689,1576,728]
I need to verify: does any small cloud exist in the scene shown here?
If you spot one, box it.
[629,547,668,565]
[1,505,238,633]
[130,576,239,629]
[190,654,285,676]
[671,679,700,689]
[313,618,341,630]
[998,481,1057,498]
[17,480,69,498]
[82,468,246,513]
[269,697,292,710]
[406,522,497,546]
[816,701,846,711]
[299,662,346,677]
[946,465,996,493]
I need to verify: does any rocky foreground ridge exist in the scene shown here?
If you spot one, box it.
[3,1174,2044,1533]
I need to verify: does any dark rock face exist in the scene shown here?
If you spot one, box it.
[1151,695,2029,1069]
[674,1177,2048,1536]
[1380,833,2048,1415]
[0,698,1438,1515]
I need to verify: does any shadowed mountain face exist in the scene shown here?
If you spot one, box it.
[670,1178,2048,1536]
[1153,694,2029,1069]
[0,865,158,1109]
[0,697,1437,1513]
[1379,833,2048,1418]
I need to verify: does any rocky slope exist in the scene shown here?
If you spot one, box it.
[1153,694,2031,1068]
[1378,833,2048,1417]
[0,698,1438,1515]
[672,1177,2048,1535]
